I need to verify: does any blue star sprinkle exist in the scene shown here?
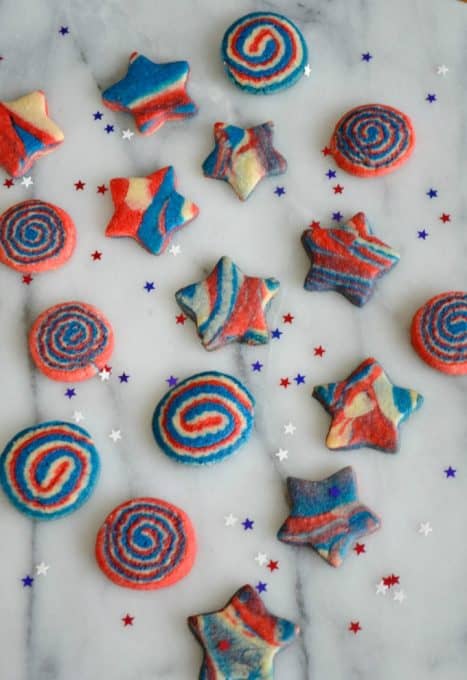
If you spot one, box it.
[332,211,343,222]
[65,388,76,399]
[274,186,286,196]
[242,518,254,530]
[118,372,130,383]
[255,581,268,594]
[251,361,263,372]
[294,374,306,385]
[326,169,337,179]
[426,188,438,199]
[271,328,283,340]
[426,93,437,103]
[444,466,456,478]
[59,26,69,36]
[93,111,103,120]
[144,281,155,292]
[361,52,373,62]
[166,375,178,387]
[418,229,429,240]
[104,124,115,134]
[22,575,34,587]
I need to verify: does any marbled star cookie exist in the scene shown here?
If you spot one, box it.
[329,103,415,177]
[152,371,255,465]
[0,421,100,520]
[95,497,196,590]
[221,11,308,94]
[0,91,64,177]
[29,301,114,382]
[0,200,76,273]
[411,291,467,375]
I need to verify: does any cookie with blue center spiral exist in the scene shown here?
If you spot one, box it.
[0,421,100,520]
[0,199,76,273]
[411,291,467,375]
[221,12,308,94]
[95,497,196,590]
[29,301,114,382]
[152,371,255,465]
[329,103,415,177]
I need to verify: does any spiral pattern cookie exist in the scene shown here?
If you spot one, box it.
[411,291,467,375]
[0,200,76,273]
[0,421,100,520]
[29,301,114,382]
[221,12,308,94]
[329,104,415,177]
[152,371,255,465]
[95,497,196,590]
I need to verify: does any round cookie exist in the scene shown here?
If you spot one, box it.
[29,301,114,382]
[0,199,76,273]
[411,291,467,375]
[152,371,255,465]
[221,12,308,94]
[95,497,196,590]
[329,103,415,177]
[0,421,100,520]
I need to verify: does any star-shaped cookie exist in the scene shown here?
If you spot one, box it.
[188,584,299,679]
[105,166,199,254]
[313,357,423,452]
[202,121,287,200]
[175,256,280,350]
[301,212,400,306]
[277,467,381,567]
[0,91,64,177]
[102,52,197,135]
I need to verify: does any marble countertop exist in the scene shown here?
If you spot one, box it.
[0,0,466,679]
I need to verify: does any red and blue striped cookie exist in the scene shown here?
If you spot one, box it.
[95,497,196,590]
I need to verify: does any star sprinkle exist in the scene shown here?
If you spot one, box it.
[105,167,199,255]
[440,213,451,223]
[93,111,103,120]
[91,250,102,261]
[382,574,400,588]
[393,590,407,604]
[304,64,312,77]
[426,93,437,103]
[59,26,69,36]
[312,357,423,452]
[104,124,114,134]
[73,411,84,423]
[175,256,279,350]
[255,582,267,594]
[242,518,254,531]
[118,372,130,383]
[274,186,286,196]
[188,585,299,680]
[326,169,337,179]
[418,522,433,536]
[436,64,449,76]
[65,388,76,399]
[427,188,438,198]
[279,377,290,388]
[332,211,343,222]
[349,621,361,634]
[314,345,326,357]
[74,180,85,190]
[103,53,197,135]
[3,178,13,188]
[418,229,429,240]
[251,360,263,372]
[275,448,289,462]
[294,373,305,385]
[121,128,134,140]
[22,575,34,587]
[267,560,279,572]
[321,146,332,156]
[166,375,178,387]
[202,121,287,200]
[224,513,238,527]
[361,52,373,61]
[21,176,33,188]
[444,466,456,478]
[176,313,186,324]
[144,281,155,292]
[109,429,122,443]
[22,274,33,285]
[99,367,111,382]
[302,212,400,307]
[284,422,296,435]
[353,543,366,555]
[283,313,294,324]
[254,553,268,566]
[122,614,134,626]
[376,581,389,596]
[97,184,108,195]
[35,562,50,576]
[169,244,181,256]
[271,328,282,340]
[333,184,344,194]
[277,466,380,567]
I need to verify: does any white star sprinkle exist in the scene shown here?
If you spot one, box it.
[35,562,50,576]
[304,64,311,77]
[275,448,289,462]
[169,244,181,256]
[436,64,449,76]
[99,368,111,381]
[21,176,33,188]
[109,429,122,443]
[376,581,389,596]
[283,422,296,435]
[393,589,407,604]
[121,129,135,140]
[254,552,268,566]
[418,521,433,536]
[72,411,84,423]
[224,513,238,527]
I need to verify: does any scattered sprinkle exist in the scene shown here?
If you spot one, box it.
[271,328,282,340]
[118,372,130,383]
[333,184,344,194]
[93,111,103,120]
[254,552,268,566]
[104,124,115,134]
[439,213,451,223]
[418,521,433,536]
[444,465,456,478]
[426,93,437,103]
[376,581,389,596]
[283,422,296,435]
[176,313,187,324]
[251,360,263,372]
[275,448,288,462]
[436,64,449,76]
[91,250,102,260]
[282,313,294,324]
[22,575,34,588]
[3,178,13,188]
[121,129,135,140]
[267,560,279,572]
[122,614,134,626]
[73,411,84,423]
[35,562,50,576]
[332,211,343,222]
[22,274,33,285]
[326,169,337,179]
[274,186,286,196]
[294,373,305,385]
[426,188,438,199]
[65,388,76,399]
[97,184,108,195]
[109,429,122,443]
[99,367,111,381]
[74,180,85,191]
[393,589,407,604]
[144,281,155,292]
[166,375,178,387]
[21,176,33,188]
[314,345,326,357]
[304,64,311,77]
[361,52,373,62]
[255,581,267,593]
[224,513,238,527]
[349,621,361,634]
[279,377,290,388]
[321,146,332,156]
[59,26,69,36]
[169,244,181,256]
[353,543,366,555]
[418,229,429,240]
[242,518,254,531]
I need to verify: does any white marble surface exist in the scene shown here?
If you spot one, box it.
[0,0,466,678]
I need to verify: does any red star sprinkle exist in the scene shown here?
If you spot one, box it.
[104,364,112,373]
[74,180,86,191]
[217,640,231,652]
[310,220,321,229]
[333,184,344,194]
[3,178,14,188]
[349,621,361,635]
[22,274,33,285]
[122,614,134,626]
[321,146,332,156]
[314,345,326,357]
[267,560,279,572]
[382,574,400,588]
[280,377,291,388]
[353,543,366,555]
[282,313,294,324]
[97,184,108,195]
[91,250,102,260]
[439,213,451,223]
[176,313,187,325]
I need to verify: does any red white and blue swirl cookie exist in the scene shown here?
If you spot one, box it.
[0,200,76,273]
[29,301,114,382]
[95,497,196,590]
[0,421,100,520]
[329,103,415,177]
[0,91,64,177]
[221,12,308,94]
[411,291,467,375]
[152,371,255,465]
